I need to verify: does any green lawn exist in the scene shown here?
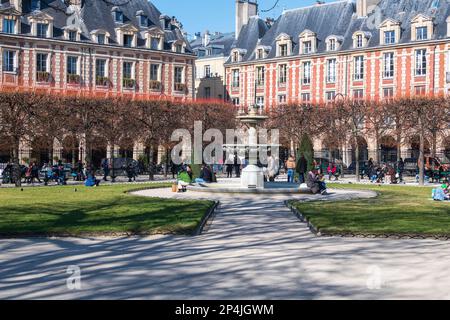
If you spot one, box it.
[291,184,450,236]
[0,184,214,236]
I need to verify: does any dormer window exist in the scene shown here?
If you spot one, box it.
[172,40,186,53]
[356,34,363,48]
[384,30,395,44]
[2,18,15,34]
[230,49,246,63]
[116,24,138,47]
[63,26,81,41]
[256,49,263,59]
[37,23,48,38]
[140,15,147,27]
[279,44,288,56]
[28,12,54,38]
[353,32,370,48]
[97,34,105,44]
[303,41,312,54]
[379,19,401,45]
[329,39,336,51]
[115,11,123,23]
[411,14,433,42]
[68,30,77,41]
[416,26,427,40]
[145,27,164,50]
[325,35,342,52]
[151,37,160,49]
[299,30,317,55]
[91,30,110,45]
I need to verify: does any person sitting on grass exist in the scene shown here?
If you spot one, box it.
[306,168,327,195]
[85,172,100,187]
[195,164,213,183]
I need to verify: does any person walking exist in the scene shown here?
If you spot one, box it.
[285,155,296,183]
[296,154,308,184]
[31,162,41,183]
[233,154,241,178]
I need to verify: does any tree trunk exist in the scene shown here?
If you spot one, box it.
[148,146,154,181]
[355,135,360,183]
[396,132,402,162]
[375,135,380,165]
[111,144,116,183]
[164,148,169,178]
[12,143,21,187]
[431,131,437,158]
[419,129,425,186]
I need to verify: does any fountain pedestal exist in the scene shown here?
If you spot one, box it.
[241,165,264,189]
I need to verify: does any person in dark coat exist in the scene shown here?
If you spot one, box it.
[296,154,308,184]
[233,154,241,178]
[397,157,404,183]
[101,158,110,181]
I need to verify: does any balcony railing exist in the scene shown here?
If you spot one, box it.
[174,83,186,92]
[36,71,51,83]
[149,80,161,91]
[67,74,81,85]
[123,78,136,89]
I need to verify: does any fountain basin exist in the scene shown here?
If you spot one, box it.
[187,181,312,194]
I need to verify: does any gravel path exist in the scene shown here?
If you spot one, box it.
[1,187,449,300]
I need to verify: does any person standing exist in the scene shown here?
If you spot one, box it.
[285,156,296,183]
[233,154,240,178]
[397,157,404,183]
[101,158,110,181]
[296,154,308,184]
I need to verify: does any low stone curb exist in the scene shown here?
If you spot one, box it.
[285,200,321,236]
[285,200,450,241]
[193,201,220,236]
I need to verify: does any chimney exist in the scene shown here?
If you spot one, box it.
[356,0,381,18]
[235,0,258,39]
[11,0,22,13]
[203,30,210,46]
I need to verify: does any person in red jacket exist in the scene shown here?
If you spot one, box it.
[327,163,337,181]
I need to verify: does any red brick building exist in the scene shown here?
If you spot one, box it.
[0,0,194,165]
[225,0,450,165]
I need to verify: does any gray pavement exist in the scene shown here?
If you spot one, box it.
[0,186,449,300]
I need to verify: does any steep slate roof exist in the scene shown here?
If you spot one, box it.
[227,0,449,64]
[0,0,191,52]
[190,32,235,58]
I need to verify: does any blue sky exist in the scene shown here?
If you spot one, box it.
[152,0,319,38]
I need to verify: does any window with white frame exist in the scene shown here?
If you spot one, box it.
[383,87,394,100]
[383,52,395,78]
[66,56,78,75]
[204,65,211,78]
[303,41,312,54]
[95,59,108,86]
[278,64,287,85]
[354,56,364,80]
[302,61,311,85]
[301,92,311,102]
[97,34,106,44]
[256,96,264,109]
[326,59,336,83]
[278,94,287,105]
[174,66,184,84]
[36,53,48,72]
[232,97,240,106]
[122,61,135,88]
[415,49,427,76]
[328,38,336,51]
[384,30,396,44]
[256,66,265,86]
[68,30,77,41]
[416,26,428,40]
[150,64,160,81]
[2,17,16,34]
[2,50,15,72]
[356,34,363,48]
[326,91,336,102]
[36,22,48,38]
[150,37,160,50]
[36,52,49,82]
[256,48,264,59]
[231,69,239,88]
[279,44,288,57]
[353,89,364,101]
